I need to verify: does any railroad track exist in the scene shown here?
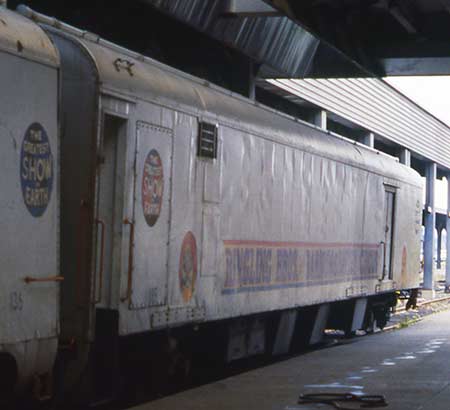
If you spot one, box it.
[385,292,450,331]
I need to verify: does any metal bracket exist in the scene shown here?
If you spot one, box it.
[113,58,134,76]
[151,306,206,329]
[24,276,64,284]
[346,286,368,298]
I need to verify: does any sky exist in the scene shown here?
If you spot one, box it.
[384,76,450,128]
[384,76,449,209]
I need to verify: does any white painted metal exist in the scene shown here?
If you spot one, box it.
[70,32,423,337]
[400,148,411,167]
[361,132,375,148]
[0,7,59,388]
[28,11,423,338]
[311,109,327,130]
[129,122,173,310]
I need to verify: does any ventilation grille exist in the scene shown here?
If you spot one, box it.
[197,122,218,159]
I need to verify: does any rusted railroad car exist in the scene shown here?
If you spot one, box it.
[1,4,423,404]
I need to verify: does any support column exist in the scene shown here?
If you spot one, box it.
[311,109,327,130]
[446,176,450,291]
[423,162,436,293]
[399,148,411,167]
[361,132,375,148]
[351,298,368,333]
[272,310,297,355]
[248,61,256,101]
[310,304,330,345]
[437,227,442,269]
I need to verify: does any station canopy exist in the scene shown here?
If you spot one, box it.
[140,0,450,173]
[142,0,450,78]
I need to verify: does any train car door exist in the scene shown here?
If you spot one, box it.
[123,121,172,309]
[383,186,396,280]
[94,114,128,308]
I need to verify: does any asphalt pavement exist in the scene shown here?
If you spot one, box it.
[132,309,450,410]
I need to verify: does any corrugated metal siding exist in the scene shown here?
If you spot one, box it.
[140,0,320,77]
[140,0,368,78]
[264,78,450,170]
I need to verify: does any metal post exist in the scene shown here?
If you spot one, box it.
[361,132,375,148]
[311,110,327,130]
[399,148,411,167]
[437,227,442,269]
[423,162,436,292]
[223,0,280,16]
[310,304,330,345]
[446,176,450,292]
[248,61,256,101]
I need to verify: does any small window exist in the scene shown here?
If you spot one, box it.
[197,121,218,159]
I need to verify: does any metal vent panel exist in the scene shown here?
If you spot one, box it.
[198,122,218,159]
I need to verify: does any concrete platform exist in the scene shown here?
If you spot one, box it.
[130,309,450,410]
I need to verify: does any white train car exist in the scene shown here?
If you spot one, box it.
[0,6,60,401]
[9,5,423,402]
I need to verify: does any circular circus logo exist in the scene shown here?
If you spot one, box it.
[20,123,54,217]
[141,149,164,227]
[179,232,198,303]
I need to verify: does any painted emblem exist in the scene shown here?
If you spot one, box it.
[20,123,54,217]
[141,149,164,227]
[179,231,198,303]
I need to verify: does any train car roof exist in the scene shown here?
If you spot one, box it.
[0,7,58,67]
[18,6,422,189]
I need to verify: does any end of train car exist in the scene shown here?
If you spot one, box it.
[0,4,60,403]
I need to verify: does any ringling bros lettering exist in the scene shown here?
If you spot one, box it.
[20,123,54,217]
[222,240,380,294]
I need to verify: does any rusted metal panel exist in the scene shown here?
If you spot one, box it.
[262,78,450,170]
